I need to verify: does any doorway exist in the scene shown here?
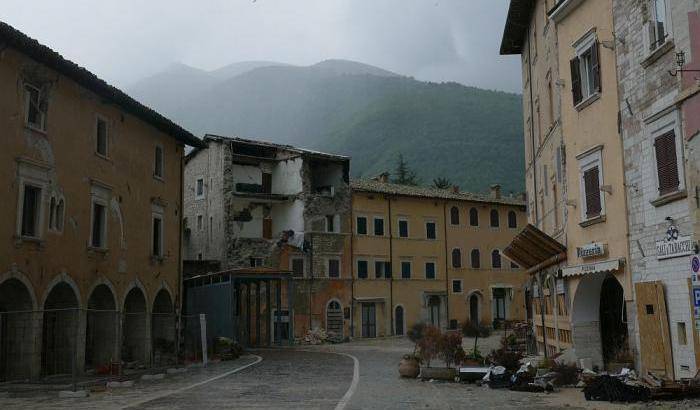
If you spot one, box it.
[394,305,405,336]
[361,303,376,338]
[326,300,343,337]
[469,294,480,325]
[428,296,441,328]
[493,288,506,321]
[600,276,628,367]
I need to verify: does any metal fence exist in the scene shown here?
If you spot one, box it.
[0,309,207,383]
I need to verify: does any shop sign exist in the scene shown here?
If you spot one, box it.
[576,242,606,259]
[656,226,695,260]
[562,259,620,277]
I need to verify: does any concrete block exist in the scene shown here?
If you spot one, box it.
[106,380,135,388]
[141,373,165,381]
[59,390,89,398]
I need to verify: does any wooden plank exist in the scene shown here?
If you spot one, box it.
[635,281,675,380]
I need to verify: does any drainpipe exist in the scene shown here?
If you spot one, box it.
[388,196,394,336]
[443,201,450,330]
[177,144,185,361]
[539,271,548,359]
[350,197,355,338]
[527,23,539,226]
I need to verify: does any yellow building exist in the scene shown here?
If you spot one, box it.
[0,21,202,380]
[350,177,528,338]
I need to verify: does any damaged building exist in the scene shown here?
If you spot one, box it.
[183,135,352,343]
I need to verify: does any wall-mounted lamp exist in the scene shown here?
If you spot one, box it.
[669,51,700,77]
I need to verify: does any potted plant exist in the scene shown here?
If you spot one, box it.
[419,328,461,381]
[462,346,483,366]
[399,323,426,378]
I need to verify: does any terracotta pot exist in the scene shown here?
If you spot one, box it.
[399,357,420,378]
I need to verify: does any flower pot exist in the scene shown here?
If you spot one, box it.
[399,357,420,378]
[419,366,457,381]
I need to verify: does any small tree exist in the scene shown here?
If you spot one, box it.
[439,331,464,368]
[432,177,451,189]
[407,322,426,355]
[417,325,441,367]
[392,153,420,186]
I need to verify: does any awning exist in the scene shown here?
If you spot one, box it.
[504,224,567,270]
[561,258,623,277]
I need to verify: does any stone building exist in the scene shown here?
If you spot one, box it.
[502,0,635,371]
[351,177,528,338]
[0,21,203,381]
[613,0,700,379]
[183,135,352,341]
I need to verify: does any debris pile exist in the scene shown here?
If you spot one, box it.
[301,328,345,345]
[583,374,651,402]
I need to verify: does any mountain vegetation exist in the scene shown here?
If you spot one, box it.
[128,59,524,194]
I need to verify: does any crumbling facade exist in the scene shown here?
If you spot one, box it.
[183,136,352,340]
[0,21,202,381]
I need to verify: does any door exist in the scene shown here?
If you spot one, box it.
[635,281,674,379]
[428,296,441,328]
[493,288,506,320]
[361,303,376,338]
[326,301,344,337]
[262,173,272,194]
[469,294,479,325]
[395,306,404,336]
[262,217,272,239]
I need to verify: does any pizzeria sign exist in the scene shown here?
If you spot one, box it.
[656,225,696,260]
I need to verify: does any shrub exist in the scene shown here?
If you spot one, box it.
[417,325,441,367]
[551,362,580,386]
[487,348,523,371]
[408,322,426,353]
[438,331,464,368]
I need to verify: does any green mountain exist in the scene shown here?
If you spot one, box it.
[128,59,524,194]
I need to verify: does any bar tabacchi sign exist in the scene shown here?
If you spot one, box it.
[656,225,695,260]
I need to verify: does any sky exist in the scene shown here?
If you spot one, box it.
[0,0,522,93]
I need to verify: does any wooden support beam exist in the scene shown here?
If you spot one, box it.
[256,281,261,347]
[275,279,282,346]
[246,282,252,347]
[287,278,294,346]
[266,280,272,347]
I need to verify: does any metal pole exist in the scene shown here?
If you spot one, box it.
[287,279,294,346]
[246,282,252,347]
[266,280,272,347]
[275,280,282,345]
[256,281,261,347]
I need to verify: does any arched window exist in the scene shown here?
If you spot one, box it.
[491,249,502,268]
[452,248,462,268]
[55,198,64,231]
[490,209,500,227]
[469,208,479,226]
[49,197,57,229]
[508,210,517,228]
[470,249,480,269]
[450,206,460,225]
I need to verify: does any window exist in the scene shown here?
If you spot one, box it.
[450,206,459,225]
[249,257,263,267]
[373,217,384,236]
[471,249,481,269]
[398,218,409,238]
[48,197,64,232]
[469,208,479,226]
[152,215,163,257]
[678,322,687,345]
[425,262,436,279]
[357,260,368,279]
[91,202,107,248]
[649,0,668,51]
[490,209,499,227]
[452,248,462,268]
[654,131,680,196]
[197,215,203,231]
[401,261,411,279]
[508,211,517,229]
[195,178,204,199]
[492,250,502,269]
[96,117,108,157]
[21,185,42,238]
[328,259,340,278]
[24,83,46,131]
[375,261,391,279]
[326,215,338,233]
[570,34,600,106]
[197,252,203,261]
[426,221,436,240]
[356,216,367,235]
[292,257,304,277]
[154,145,164,178]
[452,280,463,294]
[578,147,604,221]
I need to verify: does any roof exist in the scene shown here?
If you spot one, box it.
[0,20,204,148]
[350,179,526,207]
[503,224,566,269]
[500,0,536,55]
[198,134,350,162]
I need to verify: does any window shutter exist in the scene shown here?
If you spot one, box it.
[583,166,601,218]
[654,131,680,195]
[570,57,582,105]
[591,40,601,93]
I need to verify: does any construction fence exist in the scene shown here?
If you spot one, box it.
[0,308,208,383]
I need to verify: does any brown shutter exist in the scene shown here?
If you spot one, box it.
[591,40,601,93]
[584,166,601,218]
[263,217,272,239]
[570,57,582,105]
[654,131,680,195]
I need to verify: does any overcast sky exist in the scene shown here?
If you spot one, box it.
[0,1,522,93]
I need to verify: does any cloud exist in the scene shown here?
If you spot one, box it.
[0,0,522,92]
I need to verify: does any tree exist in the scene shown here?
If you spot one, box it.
[432,177,451,189]
[392,153,420,186]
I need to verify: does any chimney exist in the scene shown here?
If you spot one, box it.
[374,172,390,183]
[490,184,501,200]
[451,185,459,193]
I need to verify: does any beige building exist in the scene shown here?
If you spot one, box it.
[351,177,528,338]
[0,21,202,380]
[502,0,634,370]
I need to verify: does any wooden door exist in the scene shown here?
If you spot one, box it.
[262,173,272,194]
[635,281,674,379]
[395,306,404,336]
[262,218,272,239]
[361,303,376,338]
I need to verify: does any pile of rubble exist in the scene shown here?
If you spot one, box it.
[301,328,344,345]
[582,368,700,403]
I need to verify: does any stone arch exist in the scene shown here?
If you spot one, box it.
[0,272,37,381]
[121,279,148,313]
[325,298,344,337]
[151,288,175,366]
[466,290,483,326]
[85,280,118,370]
[0,270,38,311]
[151,281,175,310]
[41,273,82,309]
[394,304,405,336]
[122,285,149,365]
[42,278,80,376]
